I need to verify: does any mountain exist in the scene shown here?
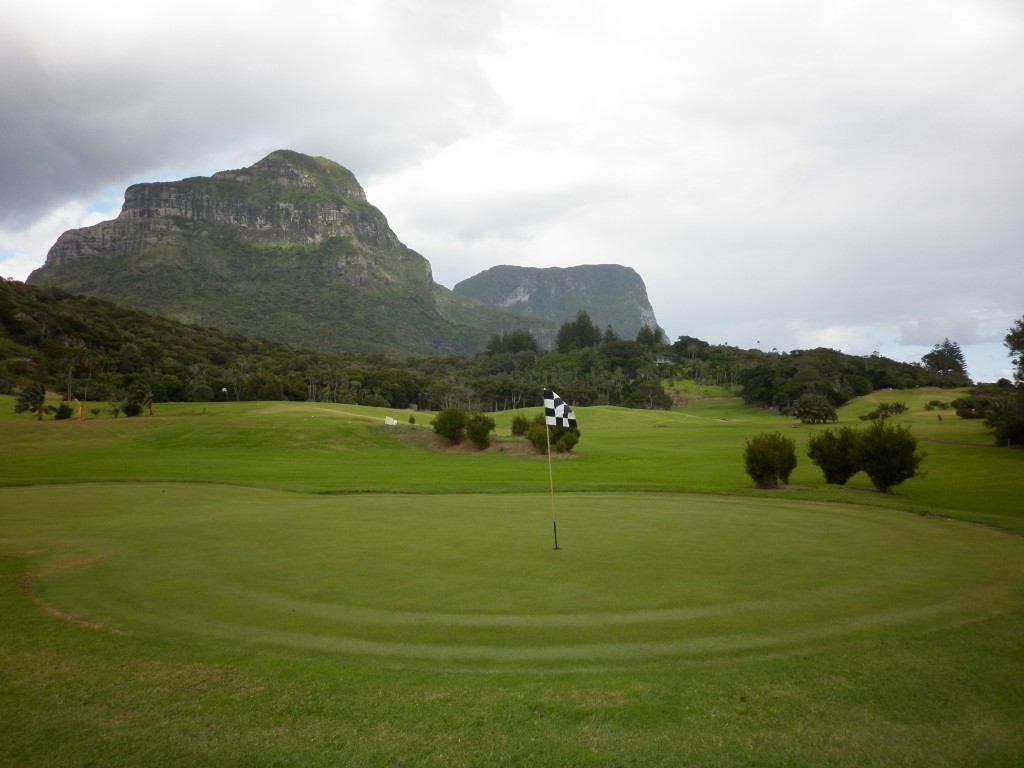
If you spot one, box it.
[453,264,660,340]
[27,150,550,357]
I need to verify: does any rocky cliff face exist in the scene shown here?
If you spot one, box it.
[42,150,405,266]
[28,151,540,356]
[453,264,661,340]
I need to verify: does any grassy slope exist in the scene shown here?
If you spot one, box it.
[2,390,1023,767]
[2,388,1019,527]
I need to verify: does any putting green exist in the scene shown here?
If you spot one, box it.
[6,483,1024,669]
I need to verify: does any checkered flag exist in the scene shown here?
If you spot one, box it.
[543,389,577,428]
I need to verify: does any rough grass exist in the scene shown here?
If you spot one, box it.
[1,390,1023,766]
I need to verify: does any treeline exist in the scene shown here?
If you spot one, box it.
[0,279,996,418]
[733,337,982,414]
[736,346,923,411]
[0,281,672,411]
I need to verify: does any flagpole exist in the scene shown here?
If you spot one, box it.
[546,421,559,550]
[543,387,575,552]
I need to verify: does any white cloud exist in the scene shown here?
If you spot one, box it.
[0,199,122,281]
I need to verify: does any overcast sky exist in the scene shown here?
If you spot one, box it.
[2,0,1022,381]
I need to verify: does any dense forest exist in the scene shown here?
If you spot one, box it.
[0,278,999,418]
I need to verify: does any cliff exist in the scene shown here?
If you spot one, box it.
[28,151,544,356]
[453,264,660,340]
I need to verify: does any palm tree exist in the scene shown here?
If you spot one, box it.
[14,382,55,420]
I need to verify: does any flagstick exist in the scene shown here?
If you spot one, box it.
[546,422,559,550]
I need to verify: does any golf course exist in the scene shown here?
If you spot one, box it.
[2,387,1023,766]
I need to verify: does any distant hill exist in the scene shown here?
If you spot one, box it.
[27,150,551,357]
[453,264,660,340]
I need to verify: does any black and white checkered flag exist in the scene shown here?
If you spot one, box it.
[543,389,577,428]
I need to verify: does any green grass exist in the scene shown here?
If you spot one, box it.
[2,391,1023,766]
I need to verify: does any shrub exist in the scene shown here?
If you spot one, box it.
[767,431,798,483]
[432,407,467,444]
[807,426,861,484]
[861,401,909,421]
[121,400,144,417]
[510,414,530,436]
[952,395,990,419]
[526,414,580,454]
[984,391,1024,446]
[744,431,797,489]
[858,420,925,493]
[553,428,580,453]
[465,413,496,448]
[53,401,75,420]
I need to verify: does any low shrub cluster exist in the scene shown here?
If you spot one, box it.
[746,420,926,494]
[432,408,582,454]
[807,421,924,493]
[526,415,580,455]
[431,407,496,448]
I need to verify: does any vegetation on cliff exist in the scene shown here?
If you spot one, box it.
[26,151,554,357]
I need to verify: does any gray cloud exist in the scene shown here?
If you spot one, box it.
[2,0,1022,381]
[0,1,506,227]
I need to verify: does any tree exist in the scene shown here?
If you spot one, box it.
[922,338,970,387]
[861,401,908,421]
[14,382,54,420]
[624,381,673,410]
[555,310,602,353]
[790,393,838,424]
[672,335,711,359]
[1005,315,1024,384]
[635,324,665,347]
[976,316,1024,446]
[486,329,538,355]
[743,431,797,489]
[857,420,925,493]
[807,427,861,484]
[986,393,1024,446]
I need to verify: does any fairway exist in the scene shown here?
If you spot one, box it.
[8,483,1023,670]
[4,395,1024,766]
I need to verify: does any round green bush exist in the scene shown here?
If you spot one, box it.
[432,407,467,444]
[807,426,862,485]
[465,413,496,448]
[858,420,925,493]
[744,431,797,489]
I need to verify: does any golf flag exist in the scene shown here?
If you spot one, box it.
[543,389,577,428]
